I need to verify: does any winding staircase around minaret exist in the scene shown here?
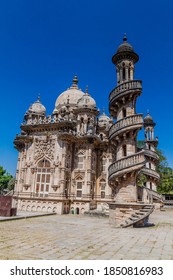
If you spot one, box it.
[108,35,161,227]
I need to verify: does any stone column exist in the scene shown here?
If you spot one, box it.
[130,68,134,80]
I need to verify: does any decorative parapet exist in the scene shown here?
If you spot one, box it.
[108,151,145,180]
[22,115,76,126]
[109,114,143,140]
[109,80,142,103]
[141,167,160,181]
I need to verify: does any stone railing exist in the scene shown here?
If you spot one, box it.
[147,188,163,201]
[143,149,159,161]
[109,80,142,102]
[109,114,143,139]
[141,167,160,181]
[108,151,145,179]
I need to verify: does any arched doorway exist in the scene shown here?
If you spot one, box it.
[76,207,80,215]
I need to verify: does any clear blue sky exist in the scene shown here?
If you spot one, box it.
[0,0,173,176]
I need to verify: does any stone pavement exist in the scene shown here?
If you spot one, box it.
[0,209,173,260]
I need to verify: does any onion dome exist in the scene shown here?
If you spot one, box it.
[77,86,96,108]
[112,34,139,64]
[54,76,84,112]
[144,112,155,126]
[98,110,111,127]
[26,95,46,116]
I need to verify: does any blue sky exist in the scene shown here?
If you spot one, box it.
[0,0,173,175]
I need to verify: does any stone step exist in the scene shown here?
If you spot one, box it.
[135,211,145,215]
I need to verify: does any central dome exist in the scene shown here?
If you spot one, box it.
[54,76,84,109]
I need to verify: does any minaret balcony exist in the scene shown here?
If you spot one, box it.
[108,151,145,181]
[141,167,160,181]
[143,149,159,162]
[109,80,142,105]
[109,114,143,140]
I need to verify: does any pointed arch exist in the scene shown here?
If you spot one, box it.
[75,174,84,181]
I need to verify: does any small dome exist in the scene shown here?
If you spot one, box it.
[77,87,96,108]
[98,112,110,126]
[54,76,84,110]
[117,34,134,53]
[27,96,46,115]
[144,112,154,125]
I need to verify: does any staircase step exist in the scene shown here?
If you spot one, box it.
[135,212,145,215]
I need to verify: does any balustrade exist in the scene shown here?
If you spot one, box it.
[144,149,159,161]
[141,167,160,180]
[108,151,145,179]
[109,80,142,102]
[109,114,143,139]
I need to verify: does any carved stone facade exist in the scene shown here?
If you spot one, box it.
[13,36,160,221]
[14,76,114,214]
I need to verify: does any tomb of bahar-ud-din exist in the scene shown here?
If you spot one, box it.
[13,36,161,227]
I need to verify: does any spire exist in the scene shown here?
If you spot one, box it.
[102,107,105,115]
[85,85,89,95]
[37,94,41,102]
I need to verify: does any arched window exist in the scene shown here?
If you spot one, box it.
[123,108,126,118]
[75,176,83,198]
[80,117,84,133]
[36,159,51,197]
[101,157,106,172]
[122,145,127,157]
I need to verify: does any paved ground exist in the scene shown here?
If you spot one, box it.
[0,209,173,260]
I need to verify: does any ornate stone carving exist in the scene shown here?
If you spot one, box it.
[34,138,55,161]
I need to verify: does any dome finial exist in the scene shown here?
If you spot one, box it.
[123,33,127,42]
[70,75,79,89]
[147,109,150,115]
[37,94,40,102]
[73,75,78,85]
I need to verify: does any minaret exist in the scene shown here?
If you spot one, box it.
[108,35,145,204]
[142,112,160,193]
[109,35,144,203]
